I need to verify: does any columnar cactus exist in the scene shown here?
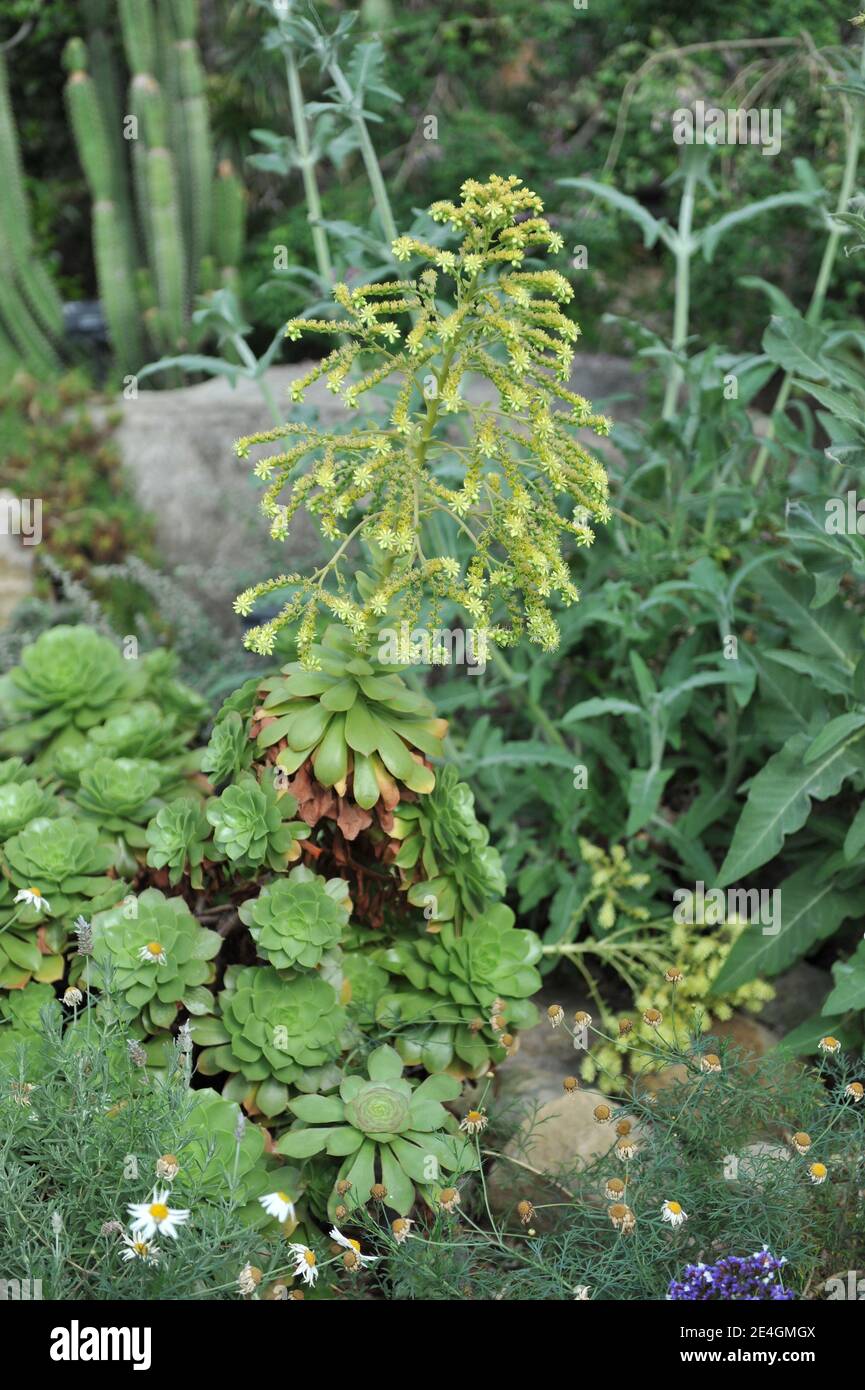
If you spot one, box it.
[63,0,245,371]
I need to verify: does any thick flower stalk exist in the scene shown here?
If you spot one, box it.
[234,174,611,661]
[276,1043,477,1217]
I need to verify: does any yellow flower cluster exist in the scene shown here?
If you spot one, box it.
[233,175,611,660]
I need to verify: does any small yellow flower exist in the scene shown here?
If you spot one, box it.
[391,1218,414,1244]
[664,967,684,985]
[616,1139,637,1161]
[845,1081,864,1103]
[700,1053,722,1074]
[593,1103,612,1125]
[791,1131,812,1155]
[642,1008,663,1029]
[605,1178,625,1201]
[573,1010,592,1029]
[808,1162,828,1185]
[562,1075,579,1094]
[818,1036,840,1055]
[517,1199,535,1225]
[138,941,167,965]
[438,1187,461,1212]
[547,1004,565,1028]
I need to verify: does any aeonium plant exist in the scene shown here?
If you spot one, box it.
[233,173,611,662]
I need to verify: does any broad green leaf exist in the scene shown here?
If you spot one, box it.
[804,712,865,764]
[761,314,828,380]
[843,800,865,860]
[712,865,859,991]
[366,1043,403,1081]
[558,177,666,247]
[562,697,643,723]
[288,1094,345,1123]
[718,729,865,885]
[276,1127,332,1158]
[824,941,865,1014]
[625,766,672,836]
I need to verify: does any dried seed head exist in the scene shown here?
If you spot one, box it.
[517,1199,535,1224]
[335,1204,348,1221]
[664,967,684,984]
[593,1103,612,1124]
[618,1018,633,1037]
[439,1187,460,1212]
[818,1036,840,1055]
[547,1004,564,1028]
[156,1154,179,1181]
[615,1119,632,1137]
[642,1008,663,1029]
[791,1131,812,1154]
[126,1039,147,1067]
[370,1183,388,1202]
[845,1081,864,1103]
[563,1075,579,1094]
[336,1180,353,1196]
[700,1053,722,1073]
[573,1010,592,1029]
[605,1178,625,1200]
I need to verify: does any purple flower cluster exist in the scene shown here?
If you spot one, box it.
[668,1248,795,1300]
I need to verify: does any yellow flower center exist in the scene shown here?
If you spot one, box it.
[277,1191,291,1204]
[666,1201,682,1214]
[149,1203,169,1222]
[134,1241,149,1255]
[467,1110,482,1122]
[348,1238,361,1253]
[146,942,164,957]
[28,887,41,898]
[303,1250,316,1267]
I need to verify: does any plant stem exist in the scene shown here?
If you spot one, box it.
[284,49,334,287]
[750,34,865,486]
[662,166,696,423]
[328,59,398,246]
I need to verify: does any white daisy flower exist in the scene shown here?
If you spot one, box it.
[120,1235,160,1265]
[661,1199,687,1228]
[329,1226,378,1267]
[127,1188,190,1240]
[138,941,167,965]
[15,887,51,914]
[259,1191,296,1224]
[288,1243,319,1286]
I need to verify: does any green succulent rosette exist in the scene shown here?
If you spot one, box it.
[138,648,210,731]
[73,757,163,848]
[238,865,351,972]
[87,701,201,787]
[0,757,29,786]
[257,624,446,807]
[193,964,346,1117]
[174,1088,302,1226]
[2,815,128,924]
[82,888,220,1034]
[145,800,215,889]
[375,904,542,1075]
[0,625,137,754]
[277,1044,477,1217]
[205,771,309,873]
[0,982,60,1076]
[391,765,506,925]
[0,779,57,839]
